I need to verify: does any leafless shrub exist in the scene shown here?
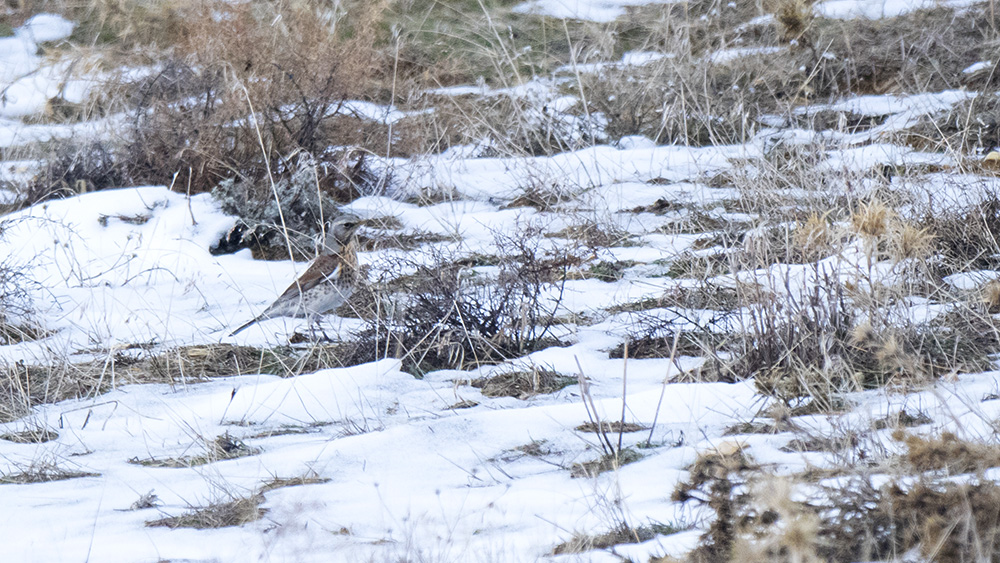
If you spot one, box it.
[343,223,574,374]
[917,191,1000,272]
[106,1,391,196]
[22,140,131,205]
[730,266,999,414]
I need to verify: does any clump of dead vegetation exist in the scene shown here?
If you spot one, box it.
[340,223,575,374]
[0,458,98,484]
[732,274,998,413]
[0,426,58,443]
[894,429,1000,475]
[121,1,390,192]
[146,493,266,529]
[146,470,333,529]
[470,365,576,399]
[131,432,259,468]
[18,0,393,213]
[676,429,1000,562]
[554,520,689,555]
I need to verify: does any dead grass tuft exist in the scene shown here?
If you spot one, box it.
[894,430,1000,474]
[130,432,259,468]
[574,420,646,433]
[343,224,575,374]
[680,425,1000,562]
[146,494,266,529]
[0,427,58,443]
[259,473,330,493]
[470,367,576,399]
[554,520,689,555]
[570,447,643,478]
[0,459,98,484]
[0,342,373,422]
[768,0,813,43]
[851,199,892,240]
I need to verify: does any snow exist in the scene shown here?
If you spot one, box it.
[6,119,993,557]
[0,14,78,118]
[16,13,75,43]
[7,2,1000,561]
[388,143,751,201]
[815,0,982,19]
[3,345,761,562]
[512,0,683,22]
[1,133,998,561]
[556,50,671,74]
[964,61,993,74]
[709,46,784,64]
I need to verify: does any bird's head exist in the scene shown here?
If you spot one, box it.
[319,213,363,254]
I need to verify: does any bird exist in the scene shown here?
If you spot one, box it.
[229,213,363,337]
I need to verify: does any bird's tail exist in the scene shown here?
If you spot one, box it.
[228,317,258,337]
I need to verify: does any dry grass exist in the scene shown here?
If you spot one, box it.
[121,1,390,192]
[894,430,1000,474]
[554,520,690,555]
[6,2,1000,560]
[470,366,576,399]
[0,342,369,422]
[674,427,1000,562]
[574,421,646,433]
[146,494,266,529]
[570,447,643,478]
[0,459,98,484]
[0,427,58,443]
[130,432,259,468]
[342,224,575,374]
[259,473,330,493]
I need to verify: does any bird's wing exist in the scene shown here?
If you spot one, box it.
[273,255,342,301]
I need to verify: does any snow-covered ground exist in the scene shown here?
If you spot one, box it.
[4,1,1000,562]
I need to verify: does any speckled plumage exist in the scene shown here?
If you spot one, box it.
[229,214,361,336]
